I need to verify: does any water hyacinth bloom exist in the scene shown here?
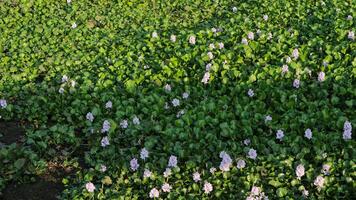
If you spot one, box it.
[170,34,176,42]
[243,138,251,146]
[70,80,76,87]
[209,43,215,49]
[101,120,110,133]
[314,175,325,189]
[201,72,210,84]
[247,89,254,97]
[322,164,331,175]
[219,151,232,171]
[100,164,107,172]
[232,7,237,12]
[67,0,71,4]
[163,168,172,177]
[144,65,150,69]
[237,159,246,169]
[61,75,68,83]
[120,119,128,129]
[205,63,212,71]
[347,15,353,20]
[241,38,248,45]
[256,29,261,36]
[348,31,355,40]
[207,52,214,60]
[162,183,172,193]
[276,130,284,140]
[251,186,260,196]
[130,158,139,171]
[247,148,257,160]
[293,79,300,88]
[172,98,180,107]
[263,14,268,21]
[101,136,110,147]
[192,172,201,182]
[281,65,289,74]
[85,182,95,193]
[149,188,159,198]
[210,167,216,174]
[132,116,140,125]
[305,128,312,139]
[302,189,309,197]
[218,42,224,49]
[59,87,64,94]
[105,101,112,109]
[143,169,152,178]
[203,181,213,194]
[286,56,292,63]
[296,164,305,179]
[71,22,77,29]
[189,35,196,44]
[247,32,254,40]
[152,31,158,38]
[164,102,170,110]
[267,32,273,40]
[318,72,325,82]
[168,155,177,168]
[164,84,171,92]
[182,92,189,99]
[0,99,7,109]
[86,112,94,122]
[292,48,299,60]
[265,115,272,122]
[176,109,185,118]
[140,148,149,160]
[343,121,352,140]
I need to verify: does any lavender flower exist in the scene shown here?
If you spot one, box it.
[201,72,210,84]
[85,182,95,193]
[120,119,128,129]
[86,112,94,122]
[101,136,110,147]
[296,164,305,179]
[276,129,284,140]
[236,159,246,169]
[318,72,325,82]
[130,158,139,171]
[0,99,7,109]
[247,148,257,160]
[140,148,149,160]
[192,172,201,182]
[172,98,180,107]
[247,89,254,97]
[162,183,172,193]
[189,35,196,45]
[168,155,177,168]
[143,169,152,178]
[304,128,312,140]
[293,79,300,88]
[149,188,159,198]
[203,181,213,194]
[105,101,112,109]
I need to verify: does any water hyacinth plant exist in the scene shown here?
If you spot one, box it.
[0,0,354,199]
